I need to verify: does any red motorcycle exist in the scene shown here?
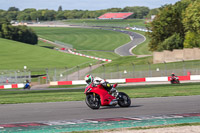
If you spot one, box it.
[84,83,131,109]
[170,76,180,84]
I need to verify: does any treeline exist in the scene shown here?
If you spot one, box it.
[0,6,156,21]
[148,0,200,51]
[0,18,38,44]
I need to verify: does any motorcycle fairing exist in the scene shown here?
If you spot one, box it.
[85,84,116,106]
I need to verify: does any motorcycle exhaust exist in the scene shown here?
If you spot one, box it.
[109,99,118,106]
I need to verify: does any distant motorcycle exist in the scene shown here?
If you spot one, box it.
[84,83,131,109]
[23,80,31,89]
[170,76,180,84]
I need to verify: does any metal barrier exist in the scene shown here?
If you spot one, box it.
[48,61,200,82]
[1,61,200,85]
[0,70,31,85]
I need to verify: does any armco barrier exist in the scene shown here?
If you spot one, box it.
[50,74,200,86]
[0,83,24,89]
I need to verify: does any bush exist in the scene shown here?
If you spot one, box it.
[0,22,38,45]
[184,31,200,48]
[158,33,184,51]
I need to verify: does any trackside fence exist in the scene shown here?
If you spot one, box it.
[1,61,200,85]
[48,61,200,82]
[0,70,31,85]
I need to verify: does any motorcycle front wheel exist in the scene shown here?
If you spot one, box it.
[85,93,100,109]
[117,92,131,107]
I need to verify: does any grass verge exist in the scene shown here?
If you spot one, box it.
[1,82,200,104]
[131,30,152,55]
[0,38,95,70]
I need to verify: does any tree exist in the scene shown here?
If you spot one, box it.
[158,33,184,51]
[42,10,56,20]
[58,6,63,11]
[55,12,65,20]
[23,8,36,13]
[5,11,18,20]
[0,18,38,45]
[183,0,200,34]
[123,6,150,19]
[183,31,200,48]
[147,0,191,51]
[17,12,27,21]
[146,8,159,19]
[107,8,122,12]
[8,7,19,11]
[30,11,39,21]
[1,23,13,39]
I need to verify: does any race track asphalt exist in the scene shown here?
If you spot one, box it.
[0,95,199,124]
[114,31,146,56]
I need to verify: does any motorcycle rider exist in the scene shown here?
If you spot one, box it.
[170,73,180,84]
[23,80,31,89]
[84,74,117,94]
[171,73,175,77]
[171,73,177,80]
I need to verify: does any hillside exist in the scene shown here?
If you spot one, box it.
[0,38,94,70]
[33,27,131,51]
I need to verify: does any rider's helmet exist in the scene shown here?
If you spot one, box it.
[171,73,175,76]
[85,74,93,84]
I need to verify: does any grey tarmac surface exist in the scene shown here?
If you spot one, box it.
[114,31,146,56]
[0,95,200,124]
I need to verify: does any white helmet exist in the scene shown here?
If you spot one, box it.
[84,74,93,84]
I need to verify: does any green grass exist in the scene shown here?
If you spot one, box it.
[90,56,153,74]
[37,40,56,49]
[91,55,200,74]
[63,19,146,27]
[33,24,151,61]
[1,82,200,104]
[104,56,153,67]
[123,83,200,98]
[62,19,151,56]
[33,27,131,51]
[76,50,120,60]
[75,30,151,59]
[0,38,95,70]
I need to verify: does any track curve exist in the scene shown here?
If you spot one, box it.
[0,95,199,124]
[114,31,146,56]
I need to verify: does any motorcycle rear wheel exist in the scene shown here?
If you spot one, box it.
[85,93,100,109]
[117,92,131,107]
